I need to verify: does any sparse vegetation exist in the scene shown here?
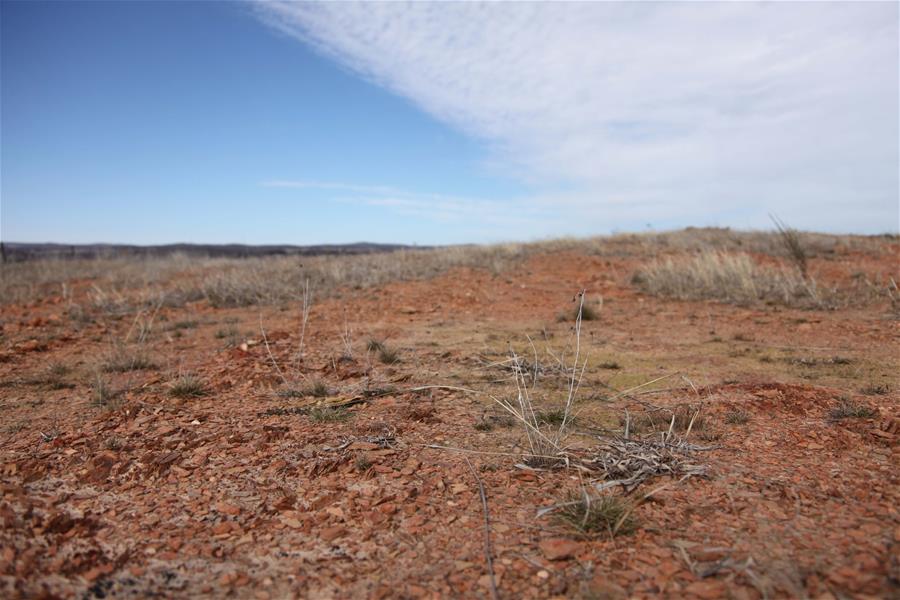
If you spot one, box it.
[91,373,121,409]
[1,227,896,596]
[102,349,157,372]
[625,404,707,436]
[309,406,350,423]
[276,380,330,399]
[474,420,494,431]
[377,344,400,365]
[771,214,809,279]
[538,408,572,426]
[32,362,74,389]
[169,373,207,398]
[215,325,240,341]
[309,380,330,398]
[632,251,817,307]
[725,408,751,425]
[860,383,890,396]
[580,303,599,321]
[494,292,590,469]
[554,492,637,538]
[103,435,124,451]
[1,229,889,311]
[788,356,852,367]
[829,399,877,420]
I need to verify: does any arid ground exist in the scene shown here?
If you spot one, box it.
[1,229,898,599]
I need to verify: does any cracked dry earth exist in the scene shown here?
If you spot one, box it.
[1,245,898,599]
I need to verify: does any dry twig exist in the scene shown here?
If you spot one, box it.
[466,457,500,600]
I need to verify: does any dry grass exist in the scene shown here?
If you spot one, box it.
[632,251,817,307]
[725,408,751,425]
[278,380,330,399]
[1,229,892,311]
[554,491,638,538]
[376,345,401,365]
[91,373,122,409]
[624,404,707,436]
[101,349,157,373]
[27,362,74,390]
[199,244,526,308]
[859,383,890,396]
[828,399,877,420]
[169,374,208,398]
[771,215,809,279]
[309,406,350,423]
[490,292,589,468]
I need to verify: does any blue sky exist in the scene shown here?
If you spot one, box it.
[2,1,898,245]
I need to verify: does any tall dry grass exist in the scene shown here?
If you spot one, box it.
[199,244,526,307]
[631,251,818,306]
[1,228,894,310]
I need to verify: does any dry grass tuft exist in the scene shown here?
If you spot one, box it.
[102,349,157,373]
[829,399,877,420]
[492,292,589,468]
[169,374,207,398]
[625,404,707,436]
[309,406,350,423]
[632,251,817,307]
[860,383,890,396]
[376,345,400,365]
[276,380,329,399]
[30,362,74,389]
[724,408,751,425]
[554,491,638,538]
[91,373,122,409]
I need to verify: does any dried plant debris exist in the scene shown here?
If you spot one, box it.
[519,429,711,494]
[476,353,574,382]
[573,433,710,492]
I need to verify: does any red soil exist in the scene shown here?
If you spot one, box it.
[1,246,898,599]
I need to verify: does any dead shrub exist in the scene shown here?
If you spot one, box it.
[771,214,809,279]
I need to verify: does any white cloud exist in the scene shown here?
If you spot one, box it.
[257,1,899,234]
[261,179,556,230]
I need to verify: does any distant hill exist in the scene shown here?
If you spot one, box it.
[0,241,425,262]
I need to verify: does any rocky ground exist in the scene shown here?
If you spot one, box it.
[1,238,898,599]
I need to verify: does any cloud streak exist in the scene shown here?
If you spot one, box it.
[257,2,898,233]
[262,179,556,232]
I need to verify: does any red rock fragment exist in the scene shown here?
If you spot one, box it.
[539,538,581,561]
[684,580,727,599]
[216,502,241,516]
[321,525,347,542]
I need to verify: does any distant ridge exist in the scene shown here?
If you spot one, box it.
[0,241,426,262]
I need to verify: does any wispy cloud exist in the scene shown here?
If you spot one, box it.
[257,2,898,233]
[262,179,555,231]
